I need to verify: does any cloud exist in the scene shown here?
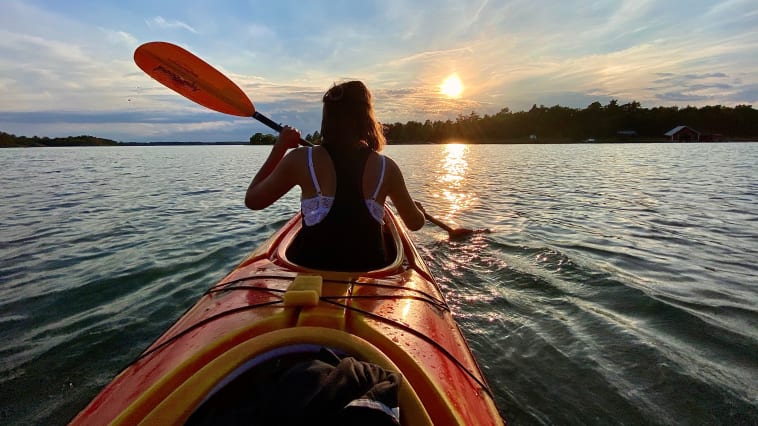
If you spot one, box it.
[655,92,714,103]
[389,47,475,67]
[0,109,259,142]
[100,28,139,47]
[653,73,730,85]
[146,16,198,34]
[733,85,758,104]
[245,23,275,40]
[648,72,742,104]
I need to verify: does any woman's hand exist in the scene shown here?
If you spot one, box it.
[277,126,301,150]
[245,126,301,210]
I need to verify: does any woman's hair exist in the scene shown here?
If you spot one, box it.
[320,81,386,151]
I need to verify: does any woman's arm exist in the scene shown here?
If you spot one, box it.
[244,127,302,210]
[385,158,425,230]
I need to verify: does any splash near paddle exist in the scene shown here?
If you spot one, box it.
[134,41,312,145]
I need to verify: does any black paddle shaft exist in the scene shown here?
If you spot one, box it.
[253,112,313,147]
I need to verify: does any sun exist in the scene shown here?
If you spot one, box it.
[440,74,464,98]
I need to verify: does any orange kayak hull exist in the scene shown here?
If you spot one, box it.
[70,210,504,425]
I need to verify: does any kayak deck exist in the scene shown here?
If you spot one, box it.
[70,210,503,425]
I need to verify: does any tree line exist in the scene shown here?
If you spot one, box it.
[249,132,323,145]
[1,132,118,148]
[382,101,758,143]
[5,101,756,148]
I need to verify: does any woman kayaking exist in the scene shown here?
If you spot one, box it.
[73,44,502,426]
[245,80,426,271]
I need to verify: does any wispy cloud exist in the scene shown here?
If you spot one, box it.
[100,28,139,47]
[390,47,475,67]
[146,16,198,34]
[650,72,740,103]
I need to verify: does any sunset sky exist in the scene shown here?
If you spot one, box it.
[1,0,757,142]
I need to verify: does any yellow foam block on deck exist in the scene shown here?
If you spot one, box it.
[296,279,350,330]
[283,275,323,307]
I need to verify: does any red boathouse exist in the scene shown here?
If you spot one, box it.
[665,125,701,142]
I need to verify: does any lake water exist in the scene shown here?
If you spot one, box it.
[1,143,757,425]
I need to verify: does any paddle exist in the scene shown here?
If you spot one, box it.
[415,201,483,240]
[133,41,312,146]
[424,212,478,240]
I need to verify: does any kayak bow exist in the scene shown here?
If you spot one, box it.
[70,209,504,425]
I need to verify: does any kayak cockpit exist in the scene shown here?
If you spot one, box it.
[274,207,405,276]
[186,344,403,425]
[117,328,433,425]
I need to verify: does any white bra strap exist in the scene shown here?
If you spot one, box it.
[307,147,322,194]
[370,155,386,200]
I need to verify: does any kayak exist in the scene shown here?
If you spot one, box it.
[70,209,504,425]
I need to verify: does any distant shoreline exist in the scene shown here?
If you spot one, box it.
[121,138,758,145]
[1,133,119,148]
[2,135,757,148]
[3,139,757,148]
[118,141,251,146]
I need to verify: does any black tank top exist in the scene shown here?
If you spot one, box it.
[286,145,387,271]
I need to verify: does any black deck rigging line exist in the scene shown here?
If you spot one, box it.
[136,280,447,366]
[134,300,283,362]
[321,294,449,312]
[209,284,448,313]
[342,280,450,311]
[134,283,445,364]
[206,285,286,296]
[208,275,294,291]
[128,281,492,403]
[319,298,496,400]
[212,275,450,312]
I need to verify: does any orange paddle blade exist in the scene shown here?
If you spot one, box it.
[134,41,254,117]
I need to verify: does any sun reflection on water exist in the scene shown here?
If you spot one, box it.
[436,143,475,221]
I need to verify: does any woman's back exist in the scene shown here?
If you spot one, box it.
[244,80,425,270]
[287,145,387,271]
